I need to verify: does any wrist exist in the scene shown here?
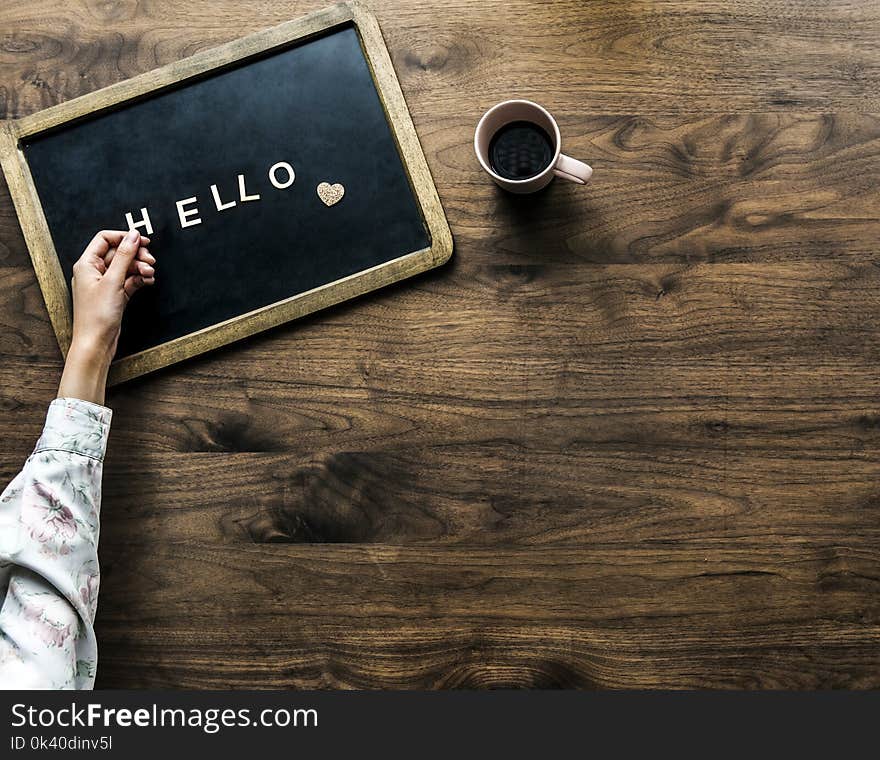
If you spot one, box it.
[68,335,114,371]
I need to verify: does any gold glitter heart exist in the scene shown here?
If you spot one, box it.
[317,181,345,207]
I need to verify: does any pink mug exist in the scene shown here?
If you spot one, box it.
[474,99,592,194]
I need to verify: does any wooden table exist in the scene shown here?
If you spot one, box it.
[1,0,879,688]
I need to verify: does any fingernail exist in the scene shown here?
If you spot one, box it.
[125,228,140,244]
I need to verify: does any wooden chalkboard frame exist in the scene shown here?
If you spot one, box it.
[0,2,452,385]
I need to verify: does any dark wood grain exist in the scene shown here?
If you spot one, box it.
[1,0,880,688]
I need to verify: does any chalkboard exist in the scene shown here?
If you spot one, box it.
[0,3,452,384]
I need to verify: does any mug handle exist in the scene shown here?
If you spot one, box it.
[554,154,593,185]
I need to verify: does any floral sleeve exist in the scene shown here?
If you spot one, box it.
[0,398,111,690]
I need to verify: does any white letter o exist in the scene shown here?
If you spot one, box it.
[268,162,296,189]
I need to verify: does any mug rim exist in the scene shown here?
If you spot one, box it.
[474,99,562,184]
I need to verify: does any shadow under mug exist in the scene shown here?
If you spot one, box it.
[474,99,592,194]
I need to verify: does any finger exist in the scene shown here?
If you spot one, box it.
[104,244,153,268]
[108,229,141,282]
[73,234,114,276]
[123,274,143,300]
[72,251,105,280]
[81,231,117,264]
[103,230,150,247]
[136,260,155,278]
[87,230,151,260]
[114,255,152,278]
[137,247,155,265]
[123,273,154,299]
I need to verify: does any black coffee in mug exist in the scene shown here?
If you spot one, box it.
[488,120,555,180]
[476,99,592,192]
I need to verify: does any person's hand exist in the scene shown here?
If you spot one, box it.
[58,229,156,404]
[70,229,155,358]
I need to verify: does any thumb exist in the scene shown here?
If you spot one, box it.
[108,229,141,282]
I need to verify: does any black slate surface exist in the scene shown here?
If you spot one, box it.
[23,24,430,358]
